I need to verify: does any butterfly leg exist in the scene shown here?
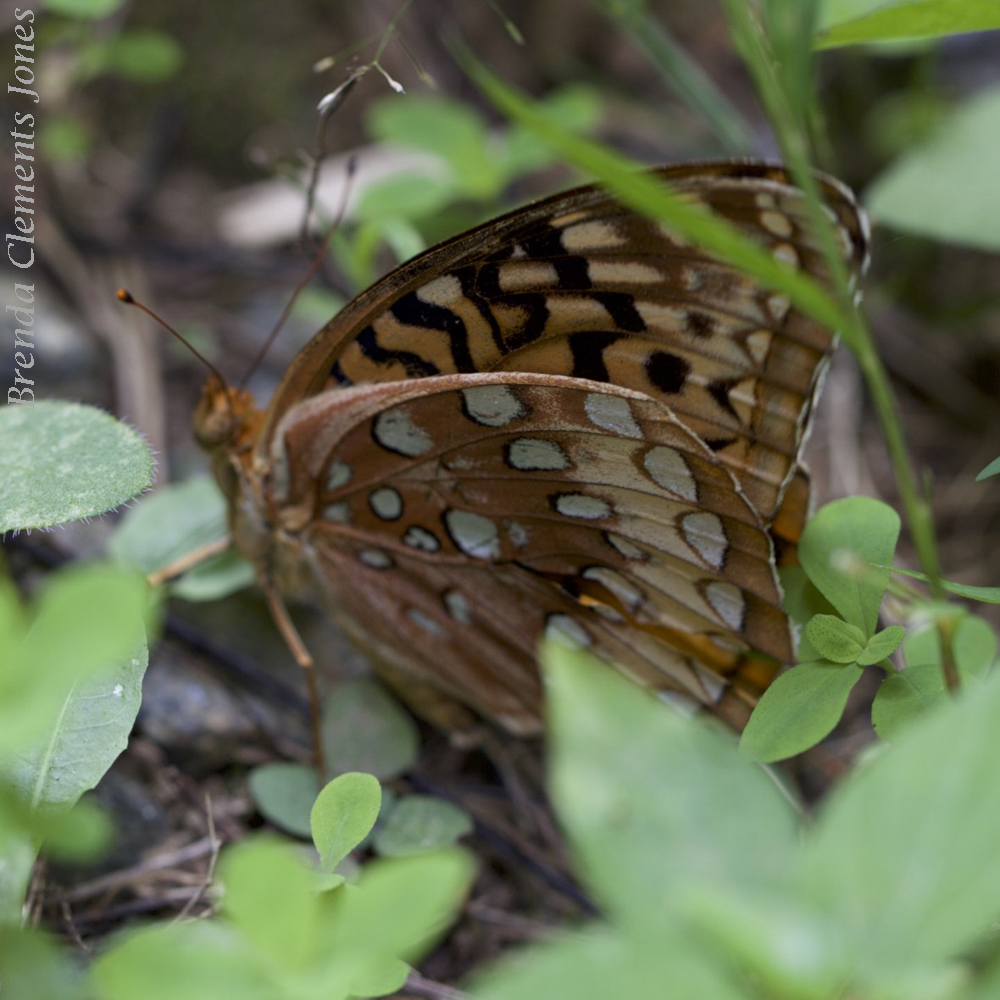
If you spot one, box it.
[260,577,327,782]
[146,535,232,587]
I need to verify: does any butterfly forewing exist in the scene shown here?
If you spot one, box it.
[210,162,868,733]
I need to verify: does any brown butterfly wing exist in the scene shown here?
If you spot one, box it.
[258,163,868,522]
[254,373,797,731]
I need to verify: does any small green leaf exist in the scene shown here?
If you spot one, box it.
[40,116,91,163]
[321,679,419,780]
[311,772,382,873]
[977,455,1000,482]
[818,0,1000,48]
[866,85,1000,251]
[97,31,183,82]
[805,614,867,663]
[45,0,125,17]
[798,497,900,634]
[248,763,318,839]
[740,661,864,762]
[858,625,906,667]
[872,663,949,740]
[0,402,153,532]
[373,795,473,857]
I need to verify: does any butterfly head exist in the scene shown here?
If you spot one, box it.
[193,375,263,453]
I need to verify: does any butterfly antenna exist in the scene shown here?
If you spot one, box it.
[239,150,358,390]
[117,289,232,395]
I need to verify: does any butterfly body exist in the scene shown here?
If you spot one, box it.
[196,162,868,734]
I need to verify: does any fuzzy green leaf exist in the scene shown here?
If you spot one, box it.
[0,402,153,532]
[858,625,905,667]
[805,614,867,663]
[740,661,864,762]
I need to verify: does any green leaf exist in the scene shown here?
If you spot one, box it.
[873,616,996,740]
[367,96,502,199]
[45,0,125,16]
[740,661,864,762]
[800,672,1000,977]
[475,924,746,1000]
[220,837,320,971]
[5,637,147,811]
[373,795,473,857]
[818,0,1000,48]
[858,625,906,667]
[90,921,268,1000]
[798,497,900,634]
[356,173,458,224]
[0,925,89,1000]
[0,563,150,754]
[321,679,419,780]
[542,643,799,931]
[96,30,183,82]
[40,116,91,163]
[890,566,1000,604]
[0,402,153,532]
[248,763,319,839]
[866,85,1000,251]
[977,455,1000,481]
[311,772,382,873]
[805,614,867,662]
[323,850,475,965]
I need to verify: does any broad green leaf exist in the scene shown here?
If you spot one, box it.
[220,837,320,971]
[321,679,419,780]
[904,614,996,678]
[542,644,798,930]
[373,795,473,858]
[6,638,146,811]
[356,173,458,224]
[323,850,475,962]
[798,497,900,634]
[0,564,150,753]
[858,625,906,666]
[866,86,1000,251]
[977,455,1000,481]
[110,476,254,602]
[740,661,864,762]
[311,772,382,873]
[475,924,746,1000]
[805,614,867,662]
[0,402,153,532]
[818,0,1000,47]
[90,921,268,1000]
[800,672,1000,976]
[248,762,319,839]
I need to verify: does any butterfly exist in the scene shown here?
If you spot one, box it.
[192,161,868,736]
